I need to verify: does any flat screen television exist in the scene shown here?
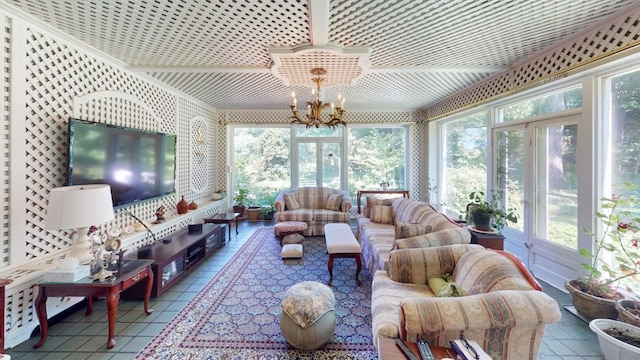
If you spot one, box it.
[67,118,177,207]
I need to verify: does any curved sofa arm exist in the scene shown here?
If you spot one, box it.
[274,191,287,212]
[340,191,352,213]
[399,290,561,344]
[395,227,471,249]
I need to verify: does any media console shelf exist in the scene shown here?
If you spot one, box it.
[124,223,223,298]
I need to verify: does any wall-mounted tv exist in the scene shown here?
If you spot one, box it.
[67,118,177,207]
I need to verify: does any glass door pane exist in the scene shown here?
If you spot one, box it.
[534,124,578,249]
[298,142,317,187]
[322,143,342,189]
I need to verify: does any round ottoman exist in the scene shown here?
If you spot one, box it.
[280,281,336,350]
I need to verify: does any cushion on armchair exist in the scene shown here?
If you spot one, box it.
[452,249,536,296]
[283,193,301,210]
[324,193,342,211]
[370,205,394,224]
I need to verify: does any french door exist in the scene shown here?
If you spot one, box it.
[494,114,580,289]
[293,140,344,190]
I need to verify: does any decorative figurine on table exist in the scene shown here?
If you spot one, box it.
[91,227,122,282]
[154,206,165,224]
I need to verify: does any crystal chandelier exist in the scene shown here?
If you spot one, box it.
[290,68,346,129]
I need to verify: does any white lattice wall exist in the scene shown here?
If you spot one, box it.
[1,16,223,348]
[424,7,640,120]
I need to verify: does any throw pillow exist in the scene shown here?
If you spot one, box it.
[283,193,301,210]
[369,205,394,224]
[324,193,342,211]
[428,274,462,297]
[394,221,432,239]
[364,197,393,217]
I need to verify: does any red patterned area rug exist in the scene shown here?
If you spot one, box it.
[136,226,376,359]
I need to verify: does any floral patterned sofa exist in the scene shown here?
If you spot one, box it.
[371,244,561,360]
[274,187,352,236]
[357,197,471,273]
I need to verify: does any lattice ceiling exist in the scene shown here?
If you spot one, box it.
[3,0,637,111]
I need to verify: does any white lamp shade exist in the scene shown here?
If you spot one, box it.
[45,184,115,230]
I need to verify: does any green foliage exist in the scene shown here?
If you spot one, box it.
[233,188,249,206]
[578,182,640,299]
[467,190,518,230]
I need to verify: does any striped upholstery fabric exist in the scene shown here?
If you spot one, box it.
[274,187,352,236]
[399,291,561,360]
[452,249,536,295]
[357,198,471,273]
[391,198,433,223]
[357,216,396,273]
[371,245,561,360]
[394,228,472,249]
[388,244,484,284]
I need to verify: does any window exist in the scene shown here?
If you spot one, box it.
[440,112,487,218]
[603,68,640,292]
[233,127,291,205]
[499,86,582,123]
[347,127,406,200]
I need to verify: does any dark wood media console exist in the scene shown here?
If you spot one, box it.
[123,223,224,298]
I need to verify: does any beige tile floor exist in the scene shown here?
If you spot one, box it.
[5,220,605,359]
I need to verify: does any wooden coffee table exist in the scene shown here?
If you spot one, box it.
[205,212,240,240]
[377,337,456,359]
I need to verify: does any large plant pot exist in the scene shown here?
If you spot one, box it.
[590,319,640,360]
[246,206,261,221]
[565,280,621,321]
[616,299,640,327]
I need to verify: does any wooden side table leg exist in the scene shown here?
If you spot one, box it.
[33,288,48,348]
[235,217,239,234]
[355,255,362,285]
[106,287,119,348]
[327,254,335,286]
[228,220,232,240]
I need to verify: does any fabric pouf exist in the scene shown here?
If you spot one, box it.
[282,233,304,245]
[274,221,308,244]
[280,281,336,350]
[281,243,303,259]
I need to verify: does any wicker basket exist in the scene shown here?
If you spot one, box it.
[565,280,621,321]
[616,299,640,327]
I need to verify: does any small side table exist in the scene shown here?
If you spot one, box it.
[469,229,505,250]
[33,259,154,349]
[204,212,240,241]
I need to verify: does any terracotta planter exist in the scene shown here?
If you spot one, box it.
[616,299,640,327]
[246,206,261,221]
[565,280,622,321]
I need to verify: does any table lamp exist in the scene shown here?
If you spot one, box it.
[45,184,115,264]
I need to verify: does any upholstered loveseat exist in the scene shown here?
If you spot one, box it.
[357,197,471,273]
[274,187,351,236]
[371,244,561,360]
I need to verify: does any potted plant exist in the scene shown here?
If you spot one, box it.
[245,203,262,221]
[466,190,518,231]
[590,319,640,359]
[259,205,275,221]
[233,188,249,217]
[565,182,640,321]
